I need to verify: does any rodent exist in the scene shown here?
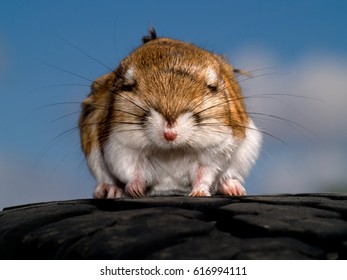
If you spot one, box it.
[79,28,262,198]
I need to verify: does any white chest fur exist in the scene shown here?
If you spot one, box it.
[103,130,246,196]
[88,120,262,196]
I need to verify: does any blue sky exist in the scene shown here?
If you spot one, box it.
[1,0,347,209]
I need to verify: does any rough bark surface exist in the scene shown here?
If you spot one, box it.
[1,194,347,259]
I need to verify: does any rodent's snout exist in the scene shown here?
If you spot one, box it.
[145,109,194,148]
[163,124,177,141]
[156,112,179,142]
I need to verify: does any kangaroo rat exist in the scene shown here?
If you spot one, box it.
[79,28,262,198]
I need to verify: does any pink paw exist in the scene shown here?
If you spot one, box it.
[93,183,124,199]
[189,185,211,197]
[125,179,147,198]
[217,178,246,196]
[189,190,211,197]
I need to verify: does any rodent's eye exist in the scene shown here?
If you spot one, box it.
[207,84,218,93]
[120,83,135,92]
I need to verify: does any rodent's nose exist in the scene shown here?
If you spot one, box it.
[163,128,177,141]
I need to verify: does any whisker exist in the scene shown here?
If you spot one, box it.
[112,108,143,118]
[245,93,322,102]
[191,98,229,118]
[50,111,81,123]
[116,92,149,113]
[52,126,80,141]
[34,84,90,90]
[240,94,313,120]
[197,126,232,136]
[32,102,82,115]
[59,36,114,71]
[78,126,144,151]
[36,59,111,91]
[237,71,293,84]
[78,120,142,129]
[237,124,287,145]
[36,59,95,83]
[40,126,80,158]
[37,101,81,109]
[115,128,144,133]
[192,93,320,141]
[109,121,143,126]
[36,101,111,113]
[248,112,321,141]
[190,94,220,112]
[200,122,287,145]
[246,66,279,73]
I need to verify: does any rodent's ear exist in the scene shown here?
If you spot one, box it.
[233,69,252,77]
[142,27,157,44]
[109,65,137,93]
[91,72,115,94]
[214,54,252,77]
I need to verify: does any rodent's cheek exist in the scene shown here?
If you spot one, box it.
[111,127,147,150]
[174,112,196,141]
[179,113,235,148]
[144,110,170,145]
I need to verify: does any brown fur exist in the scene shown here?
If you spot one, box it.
[79,36,249,156]
[79,72,115,155]
[215,55,248,138]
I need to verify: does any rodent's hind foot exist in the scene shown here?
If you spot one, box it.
[217,178,246,196]
[125,179,147,198]
[93,183,124,199]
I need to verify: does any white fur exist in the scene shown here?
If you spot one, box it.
[124,66,135,83]
[87,149,114,185]
[87,109,262,196]
[206,66,218,86]
[217,120,262,185]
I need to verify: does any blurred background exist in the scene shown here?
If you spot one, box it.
[1,0,347,209]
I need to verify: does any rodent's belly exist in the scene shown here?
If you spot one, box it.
[146,152,199,196]
[104,135,243,196]
[104,142,200,195]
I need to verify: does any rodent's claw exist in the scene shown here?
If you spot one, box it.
[217,178,246,196]
[125,180,147,198]
[189,188,211,197]
[106,186,124,198]
[93,183,124,199]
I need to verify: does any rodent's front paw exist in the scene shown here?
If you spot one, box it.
[189,189,212,197]
[93,183,124,199]
[125,179,147,198]
[217,178,246,196]
[189,184,211,197]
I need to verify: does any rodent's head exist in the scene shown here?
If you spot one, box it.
[91,31,250,151]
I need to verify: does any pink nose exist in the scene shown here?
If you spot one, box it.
[164,130,177,141]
